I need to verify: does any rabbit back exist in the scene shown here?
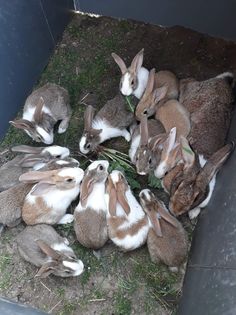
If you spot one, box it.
[0,156,25,192]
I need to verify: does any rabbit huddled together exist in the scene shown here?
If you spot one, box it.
[3,47,235,277]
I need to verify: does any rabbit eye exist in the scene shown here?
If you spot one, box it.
[143,110,147,115]
[148,157,152,164]
[66,178,73,183]
[86,143,91,149]
[56,155,61,158]
[98,165,104,171]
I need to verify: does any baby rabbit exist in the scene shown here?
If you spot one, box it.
[179,72,234,158]
[79,94,134,154]
[0,158,81,230]
[111,49,149,99]
[19,167,84,225]
[74,160,109,249]
[106,170,149,251]
[167,138,234,218]
[135,68,179,119]
[0,144,70,192]
[139,189,188,269]
[10,83,71,144]
[17,224,84,278]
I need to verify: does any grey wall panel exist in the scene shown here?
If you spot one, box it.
[0,0,73,140]
[76,0,236,41]
[0,297,47,315]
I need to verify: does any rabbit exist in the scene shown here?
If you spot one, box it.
[0,144,70,192]
[10,83,72,144]
[167,137,234,218]
[0,158,81,229]
[179,72,235,158]
[135,68,179,120]
[79,94,134,154]
[17,224,84,278]
[132,115,166,175]
[111,48,149,99]
[106,170,149,251]
[19,167,84,225]
[139,189,188,268]
[74,160,109,249]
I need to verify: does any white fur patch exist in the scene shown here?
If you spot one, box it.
[51,242,73,253]
[129,134,141,162]
[139,189,151,201]
[198,154,207,167]
[216,72,233,80]
[199,175,216,208]
[154,161,168,178]
[58,167,84,184]
[58,214,74,224]
[79,136,88,154]
[36,126,53,145]
[33,162,46,171]
[133,67,149,99]
[43,146,70,158]
[121,73,133,96]
[188,208,201,220]
[63,260,84,276]
[23,107,36,121]
[88,160,109,171]
[92,119,130,143]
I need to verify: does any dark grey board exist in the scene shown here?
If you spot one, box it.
[75,0,236,41]
[0,297,47,315]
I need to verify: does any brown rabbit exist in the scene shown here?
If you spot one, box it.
[74,160,109,249]
[135,68,179,120]
[139,189,188,268]
[179,72,235,158]
[79,94,134,154]
[168,138,234,218]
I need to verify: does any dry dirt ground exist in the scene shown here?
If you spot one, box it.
[1,13,236,315]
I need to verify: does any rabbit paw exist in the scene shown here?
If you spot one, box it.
[188,208,201,220]
[58,126,67,134]
[124,131,131,142]
[58,214,74,224]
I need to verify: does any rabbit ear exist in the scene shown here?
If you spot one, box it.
[107,176,117,216]
[80,174,95,207]
[140,115,149,146]
[116,174,130,215]
[35,262,56,278]
[19,156,45,168]
[148,210,163,237]
[149,133,168,151]
[31,182,55,195]
[161,127,177,159]
[153,85,168,104]
[111,53,127,74]
[84,105,95,131]
[142,68,156,98]
[156,200,179,228]
[11,145,44,154]
[180,136,195,169]
[199,142,234,183]
[34,97,45,123]
[19,170,57,183]
[130,48,144,74]
[9,119,34,131]
[37,240,60,260]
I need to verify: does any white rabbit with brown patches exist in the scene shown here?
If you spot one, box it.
[19,167,84,225]
[17,224,84,278]
[10,83,71,144]
[106,170,149,251]
[74,160,109,249]
[139,189,188,269]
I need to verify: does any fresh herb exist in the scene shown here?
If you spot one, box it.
[182,146,193,155]
[125,96,135,113]
[148,173,162,189]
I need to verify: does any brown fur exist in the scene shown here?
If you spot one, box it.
[162,164,184,193]
[74,208,108,249]
[154,70,179,100]
[179,77,234,158]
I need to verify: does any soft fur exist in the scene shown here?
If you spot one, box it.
[17,224,84,278]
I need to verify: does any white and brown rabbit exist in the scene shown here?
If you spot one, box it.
[0,158,81,230]
[135,68,179,119]
[10,83,71,144]
[166,138,234,218]
[19,167,84,225]
[128,115,165,165]
[139,189,188,269]
[74,160,109,249]
[17,224,84,278]
[79,94,134,154]
[111,48,149,99]
[106,170,149,251]
[0,144,70,192]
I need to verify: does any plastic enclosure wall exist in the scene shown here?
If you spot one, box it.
[0,0,73,139]
[75,0,236,41]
